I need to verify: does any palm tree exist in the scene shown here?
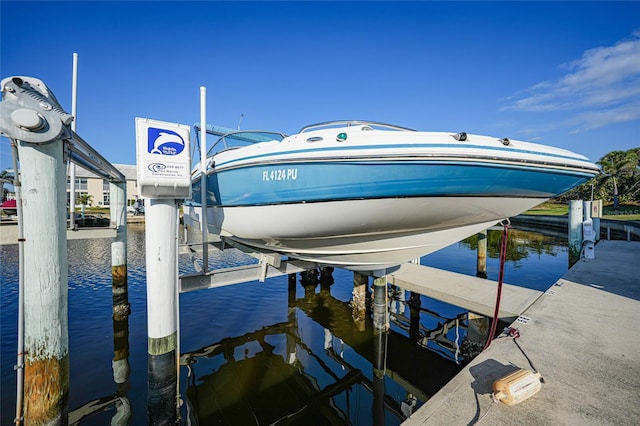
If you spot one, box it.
[76,193,93,218]
[596,149,639,208]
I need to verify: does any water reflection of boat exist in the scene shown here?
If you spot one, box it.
[180,273,472,424]
[185,121,599,271]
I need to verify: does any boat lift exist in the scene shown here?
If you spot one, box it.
[0,75,128,425]
[179,234,320,293]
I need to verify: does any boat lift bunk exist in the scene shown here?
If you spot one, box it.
[179,122,319,293]
[179,234,321,293]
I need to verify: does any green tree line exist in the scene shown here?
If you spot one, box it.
[556,148,640,206]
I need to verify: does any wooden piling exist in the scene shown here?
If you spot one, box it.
[352,273,368,331]
[568,200,584,267]
[372,327,387,425]
[112,312,131,423]
[18,138,69,425]
[476,230,488,278]
[372,276,389,331]
[372,277,389,425]
[110,182,129,319]
[408,292,421,342]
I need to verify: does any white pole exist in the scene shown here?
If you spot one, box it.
[12,140,25,426]
[18,138,69,424]
[146,198,178,423]
[69,53,78,230]
[110,182,128,317]
[199,87,208,273]
[568,200,583,267]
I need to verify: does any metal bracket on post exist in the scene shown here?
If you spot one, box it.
[0,76,73,143]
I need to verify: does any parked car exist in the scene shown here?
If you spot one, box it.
[0,199,17,216]
[128,199,144,216]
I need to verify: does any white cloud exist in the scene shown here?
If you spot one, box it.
[567,102,640,134]
[502,30,640,132]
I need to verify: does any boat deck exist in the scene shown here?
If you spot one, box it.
[403,240,640,425]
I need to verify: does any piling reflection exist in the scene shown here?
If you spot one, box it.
[67,299,132,425]
[180,268,471,424]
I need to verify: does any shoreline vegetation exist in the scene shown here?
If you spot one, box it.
[526,202,640,221]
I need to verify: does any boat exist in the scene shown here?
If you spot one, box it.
[184,120,600,272]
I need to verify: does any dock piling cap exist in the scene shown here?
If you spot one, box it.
[492,368,542,406]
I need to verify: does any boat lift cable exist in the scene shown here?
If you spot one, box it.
[11,139,25,426]
[483,219,510,351]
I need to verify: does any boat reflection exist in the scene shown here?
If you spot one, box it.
[181,269,470,425]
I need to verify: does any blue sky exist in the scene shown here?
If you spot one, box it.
[1,1,639,173]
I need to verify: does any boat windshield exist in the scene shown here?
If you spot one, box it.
[299,120,415,133]
[206,131,286,157]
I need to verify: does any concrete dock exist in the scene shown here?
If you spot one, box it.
[404,240,640,425]
[0,216,144,245]
[389,263,542,320]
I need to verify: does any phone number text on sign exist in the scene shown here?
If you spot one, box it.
[262,168,298,181]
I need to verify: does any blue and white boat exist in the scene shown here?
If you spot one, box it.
[184,120,599,271]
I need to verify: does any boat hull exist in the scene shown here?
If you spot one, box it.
[185,124,599,271]
[184,196,547,271]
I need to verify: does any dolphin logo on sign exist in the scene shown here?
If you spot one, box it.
[148,127,185,156]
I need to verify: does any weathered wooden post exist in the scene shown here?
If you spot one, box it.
[0,76,76,425]
[1,75,128,425]
[568,200,584,267]
[372,325,387,426]
[19,137,70,425]
[372,275,388,426]
[372,276,388,331]
[476,229,488,278]
[112,307,132,424]
[408,292,421,342]
[286,273,297,365]
[352,272,368,331]
[110,181,129,318]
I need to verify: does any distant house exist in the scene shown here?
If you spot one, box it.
[70,164,139,208]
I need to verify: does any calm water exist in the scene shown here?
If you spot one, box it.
[0,224,568,425]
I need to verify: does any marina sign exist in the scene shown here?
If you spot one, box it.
[135,117,191,199]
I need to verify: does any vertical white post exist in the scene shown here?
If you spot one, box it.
[18,138,69,425]
[111,182,131,422]
[69,53,78,230]
[12,140,25,426]
[592,199,602,242]
[146,198,178,424]
[476,229,488,278]
[110,182,129,317]
[568,200,583,267]
[199,87,208,273]
[583,200,592,222]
